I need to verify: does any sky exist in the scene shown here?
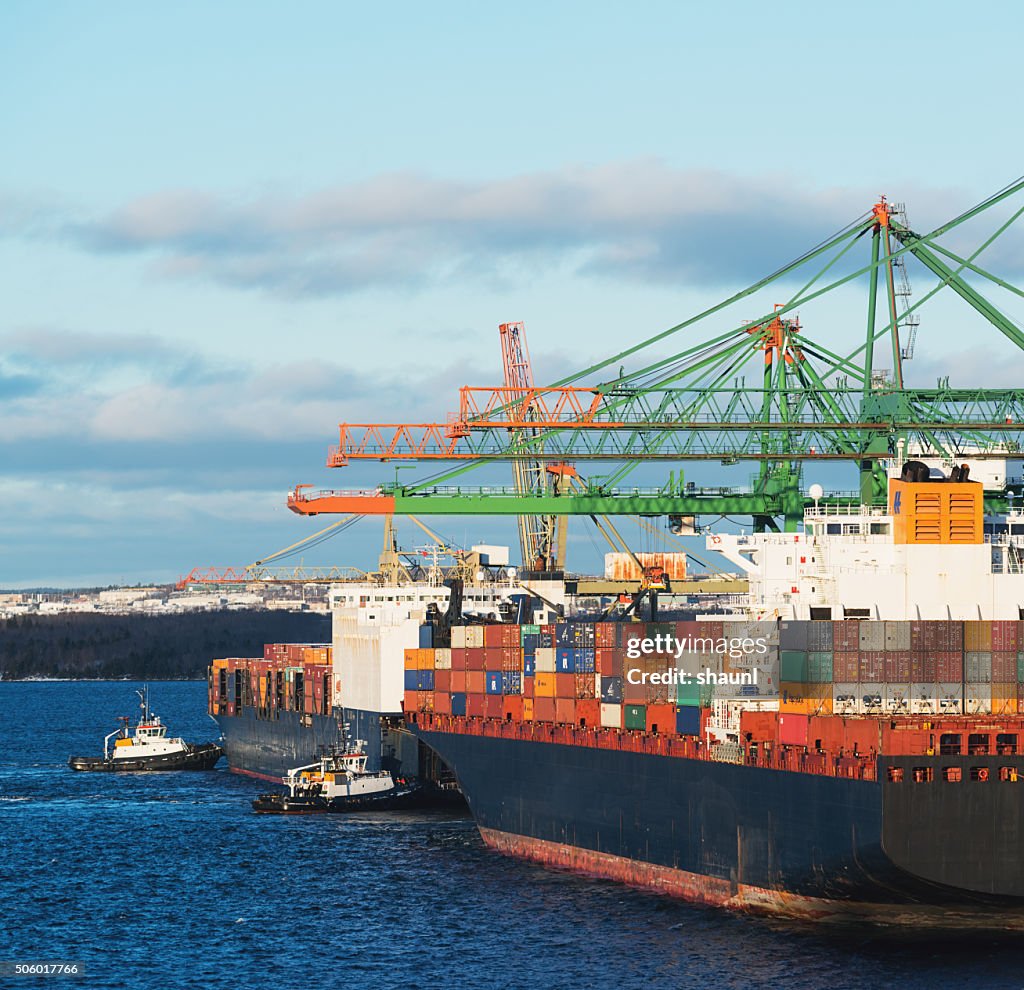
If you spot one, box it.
[3,0,1024,587]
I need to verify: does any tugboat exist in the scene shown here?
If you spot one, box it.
[68,687,222,772]
[252,737,422,813]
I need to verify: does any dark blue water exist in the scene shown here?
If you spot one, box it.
[2,683,1023,990]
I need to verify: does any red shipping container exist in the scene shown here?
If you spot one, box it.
[555,673,576,698]
[466,671,486,694]
[645,703,676,735]
[434,692,452,715]
[451,648,468,671]
[740,710,778,743]
[435,669,451,694]
[502,696,524,722]
[596,648,622,677]
[833,621,860,652]
[808,715,844,753]
[466,648,486,671]
[778,713,808,746]
[502,647,522,671]
[938,651,963,682]
[534,696,556,722]
[466,693,486,718]
[504,625,521,647]
[576,698,601,727]
[844,720,880,756]
[485,695,503,719]
[522,675,534,698]
[833,652,860,682]
[993,651,1017,682]
[484,625,506,648]
[911,653,938,683]
[884,651,911,683]
[596,623,619,647]
[555,697,576,724]
[484,649,504,672]
[574,672,596,699]
[859,651,885,683]
[694,620,723,640]
[993,622,1019,653]
[624,675,647,704]
[403,689,418,713]
[450,669,467,694]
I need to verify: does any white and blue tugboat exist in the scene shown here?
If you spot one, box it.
[252,737,421,813]
[68,687,222,772]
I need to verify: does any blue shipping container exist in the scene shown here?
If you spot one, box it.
[555,625,573,646]
[676,705,701,735]
[486,672,503,695]
[502,672,522,695]
[404,669,419,691]
[576,648,596,673]
[600,675,623,703]
[522,633,540,650]
[419,624,434,648]
[416,670,434,691]
[523,656,536,677]
[556,648,577,673]
[451,693,467,717]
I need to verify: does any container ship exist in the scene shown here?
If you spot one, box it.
[400,473,1024,928]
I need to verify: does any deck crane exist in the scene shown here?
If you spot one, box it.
[289,179,1024,532]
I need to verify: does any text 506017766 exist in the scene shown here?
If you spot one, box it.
[0,962,86,979]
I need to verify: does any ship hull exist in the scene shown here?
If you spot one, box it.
[68,743,222,772]
[414,727,1024,929]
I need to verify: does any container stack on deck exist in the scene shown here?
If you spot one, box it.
[780,620,1020,717]
[208,644,333,719]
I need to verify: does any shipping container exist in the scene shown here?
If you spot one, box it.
[434,648,452,670]
[937,652,964,683]
[831,682,860,716]
[833,652,860,682]
[485,672,503,695]
[465,626,485,649]
[964,621,992,653]
[451,626,467,649]
[404,669,419,691]
[434,691,452,716]
[779,621,808,651]
[993,682,1018,715]
[485,695,503,719]
[778,713,809,746]
[466,648,486,671]
[883,683,911,715]
[533,696,556,722]
[965,682,993,715]
[859,623,885,652]
[596,647,623,677]
[555,673,576,698]
[534,672,556,697]
[416,670,434,691]
[535,648,557,673]
[883,621,911,651]
[466,693,486,718]
[435,669,451,694]
[807,621,833,652]
[992,651,1016,682]
[807,651,834,683]
[418,624,434,648]
[574,672,597,699]
[555,697,576,723]
[675,705,700,735]
[576,698,601,728]
[966,652,992,682]
[993,621,1019,653]
[624,704,647,731]
[859,651,885,683]
[600,702,623,729]
[523,655,536,677]
[596,623,621,648]
[600,675,624,704]
[502,672,522,695]
[522,697,535,721]
[884,651,911,683]
[780,650,808,682]
[646,703,676,735]
[451,669,467,694]
[483,649,504,673]
[502,696,524,721]
[833,620,860,652]
[556,648,577,673]
[466,671,486,695]
[936,682,964,715]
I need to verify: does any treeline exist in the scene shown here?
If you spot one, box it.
[0,611,332,680]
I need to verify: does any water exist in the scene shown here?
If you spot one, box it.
[1,682,1023,990]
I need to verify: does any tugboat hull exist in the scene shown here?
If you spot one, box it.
[252,781,423,814]
[69,743,222,772]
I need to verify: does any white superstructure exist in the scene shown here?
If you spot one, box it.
[709,491,1024,622]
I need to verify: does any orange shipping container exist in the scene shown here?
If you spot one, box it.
[404,649,418,670]
[523,697,535,721]
[555,697,576,724]
[451,669,467,694]
[534,697,556,722]
[555,673,576,697]
[502,696,524,722]
[417,649,436,671]
[434,691,452,715]
[534,672,557,697]
[645,703,676,735]
[576,698,601,728]
[466,670,486,695]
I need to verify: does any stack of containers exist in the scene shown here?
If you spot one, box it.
[911,621,963,715]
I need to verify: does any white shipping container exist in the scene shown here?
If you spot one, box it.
[859,622,886,652]
[434,648,452,670]
[936,682,964,715]
[832,682,860,715]
[451,626,467,649]
[535,647,557,673]
[965,652,992,681]
[884,621,911,651]
[883,683,911,715]
[600,702,623,729]
[908,683,941,715]
[465,626,485,649]
[965,681,993,715]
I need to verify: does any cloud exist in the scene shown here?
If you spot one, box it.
[6,163,1013,300]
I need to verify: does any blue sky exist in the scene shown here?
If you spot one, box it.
[3,1,1024,586]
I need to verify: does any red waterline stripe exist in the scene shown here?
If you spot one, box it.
[229,766,283,784]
